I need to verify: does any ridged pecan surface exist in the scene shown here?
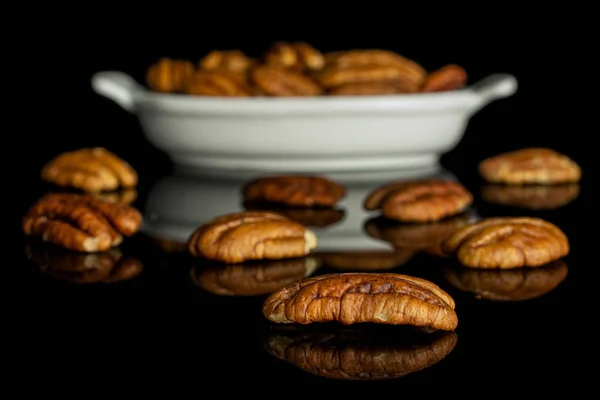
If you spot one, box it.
[263,42,325,72]
[185,70,252,96]
[250,65,323,96]
[146,58,195,93]
[198,50,255,74]
[480,183,580,210]
[263,272,457,330]
[242,175,345,207]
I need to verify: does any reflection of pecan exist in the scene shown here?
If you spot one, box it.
[478,148,581,185]
[152,237,187,253]
[190,256,320,296]
[250,65,323,96]
[198,50,255,74]
[185,70,251,96]
[364,179,473,223]
[265,327,457,380]
[244,202,345,227]
[263,272,457,330]
[263,42,325,72]
[187,211,318,264]
[328,81,411,95]
[41,148,138,193]
[443,260,568,301]
[22,193,142,252]
[421,64,467,92]
[25,245,143,284]
[316,249,416,271]
[242,175,345,207]
[480,183,580,210]
[91,189,137,205]
[442,217,569,269]
[146,58,195,93]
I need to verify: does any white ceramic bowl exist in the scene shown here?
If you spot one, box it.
[91,71,517,177]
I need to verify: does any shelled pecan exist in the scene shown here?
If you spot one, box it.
[263,42,325,72]
[146,57,195,93]
[250,65,323,96]
[185,70,252,96]
[244,202,345,227]
[421,64,467,92]
[198,50,255,74]
[242,175,345,207]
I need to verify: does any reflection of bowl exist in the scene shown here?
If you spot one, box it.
[142,169,459,252]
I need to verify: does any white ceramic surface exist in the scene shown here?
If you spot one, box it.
[92,71,517,176]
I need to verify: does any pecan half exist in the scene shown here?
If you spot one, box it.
[478,148,582,185]
[146,57,195,93]
[244,201,345,227]
[41,147,138,193]
[441,217,569,269]
[187,211,318,264]
[190,256,320,296]
[250,65,323,96]
[263,42,325,72]
[184,70,251,96]
[364,179,473,223]
[198,50,255,74]
[421,64,467,92]
[480,183,580,210]
[316,249,416,271]
[25,245,143,284]
[263,272,457,330]
[443,260,568,301]
[242,175,345,207]
[22,193,142,252]
[91,189,137,205]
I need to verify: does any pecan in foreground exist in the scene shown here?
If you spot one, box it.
[364,179,473,223]
[480,183,580,210]
[441,217,569,269]
[41,147,138,193]
[22,193,142,252]
[262,272,457,330]
[187,211,318,264]
[146,57,195,93]
[242,175,345,207]
[478,148,581,185]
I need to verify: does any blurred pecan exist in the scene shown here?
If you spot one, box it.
[152,236,187,253]
[242,175,345,207]
[198,50,255,74]
[91,189,137,205]
[22,193,142,252]
[480,183,580,210]
[41,147,138,193]
[26,245,143,284]
[328,81,411,95]
[244,201,345,227]
[421,64,467,92]
[250,65,323,96]
[187,211,318,264]
[263,272,457,330]
[316,249,416,271]
[478,148,582,185]
[443,260,568,301]
[265,327,457,380]
[146,57,195,93]
[190,256,320,296]
[364,179,473,223]
[441,217,569,269]
[263,42,325,72]
[185,70,252,96]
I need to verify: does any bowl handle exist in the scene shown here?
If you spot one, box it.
[91,71,143,112]
[467,73,518,113]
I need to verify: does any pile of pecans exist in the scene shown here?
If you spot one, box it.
[145,42,467,97]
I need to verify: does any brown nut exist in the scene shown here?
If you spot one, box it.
[242,175,345,207]
[146,58,195,93]
[184,70,252,96]
[478,148,582,185]
[244,201,345,227]
[328,81,412,95]
[443,260,568,301]
[190,256,320,296]
[316,249,416,271]
[441,217,569,269]
[263,42,325,72]
[421,64,468,92]
[41,147,138,193]
[91,189,138,205]
[263,272,457,330]
[480,183,580,210]
[250,65,323,96]
[364,179,473,223]
[25,245,143,284]
[187,211,318,264]
[152,236,187,253]
[264,326,457,380]
[22,193,143,252]
[198,50,255,74]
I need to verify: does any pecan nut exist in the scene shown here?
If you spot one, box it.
[441,217,569,269]
[421,64,467,92]
[190,256,320,296]
[198,50,255,74]
[478,148,582,185]
[262,272,457,330]
[146,57,195,93]
[264,327,457,380]
[250,65,323,96]
[187,211,318,264]
[443,260,568,301]
[244,201,345,227]
[316,249,416,271]
[91,189,138,205]
[364,179,473,223]
[263,42,325,72]
[242,175,346,207]
[185,70,252,96]
[22,193,142,252]
[41,147,138,193]
[480,183,580,210]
